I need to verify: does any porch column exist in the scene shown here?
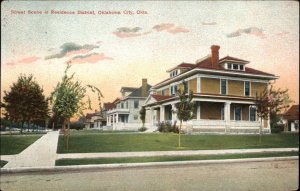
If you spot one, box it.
[224,102,231,121]
[224,102,231,133]
[160,105,165,122]
[116,114,119,123]
[197,102,201,120]
[150,107,154,125]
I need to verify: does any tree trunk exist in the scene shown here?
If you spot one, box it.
[178,120,182,148]
[63,119,67,149]
[259,117,263,145]
[66,118,70,150]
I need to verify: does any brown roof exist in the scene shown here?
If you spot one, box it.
[152,94,174,102]
[153,55,275,88]
[219,56,249,63]
[284,105,299,120]
[85,113,96,119]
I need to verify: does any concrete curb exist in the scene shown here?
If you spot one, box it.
[1,156,298,174]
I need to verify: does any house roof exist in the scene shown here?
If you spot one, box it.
[219,56,250,64]
[121,87,138,92]
[103,98,120,110]
[152,94,174,102]
[166,63,195,72]
[85,113,96,119]
[153,55,276,88]
[283,105,299,120]
[127,84,152,97]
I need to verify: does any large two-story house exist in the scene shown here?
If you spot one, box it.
[106,79,152,130]
[144,45,278,134]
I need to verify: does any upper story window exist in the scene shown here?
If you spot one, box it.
[134,100,139,109]
[221,79,227,95]
[233,64,239,70]
[120,102,124,108]
[170,85,178,95]
[245,81,250,96]
[170,70,179,77]
[162,89,166,96]
[226,63,245,71]
[183,80,189,93]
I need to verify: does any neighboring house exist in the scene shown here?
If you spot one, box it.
[283,105,299,132]
[106,79,152,130]
[144,45,278,134]
[84,112,103,129]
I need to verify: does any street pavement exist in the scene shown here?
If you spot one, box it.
[1,159,298,191]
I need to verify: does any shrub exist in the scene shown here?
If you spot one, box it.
[138,126,147,132]
[158,121,176,133]
[271,123,285,133]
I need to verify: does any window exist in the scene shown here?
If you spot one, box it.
[240,65,244,70]
[228,63,232,69]
[121,102,124,108]
[233,64,239,70]
[249,106,256,121]
[234,106,242,121]
[171,85,178,95]
[221,79,227,95]
[162,89,166,96]
[245,81,250,96]
[134,100,139,109]
[170,70,178,77]
[183,80,189,93]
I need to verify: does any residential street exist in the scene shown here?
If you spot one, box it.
[1,159,298,191]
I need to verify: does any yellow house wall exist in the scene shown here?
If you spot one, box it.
[251,82,267,97]
[201,78,220,94]
[228,80,244,96]
[189,78,197,93]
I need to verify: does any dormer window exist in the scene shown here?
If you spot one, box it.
[225,62,245,71]
[233,64,239,70]
[170,69,179,77]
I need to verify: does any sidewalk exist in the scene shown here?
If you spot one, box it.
[57,148,299,160]
[3,131,59,168]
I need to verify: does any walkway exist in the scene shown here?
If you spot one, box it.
[3,131,59,168]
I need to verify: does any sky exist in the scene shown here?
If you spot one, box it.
[1,1,299,114]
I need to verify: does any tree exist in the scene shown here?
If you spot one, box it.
[3,74,48,133]
[255,85,293,139]
[139,106,146,127]
[49,64,103,149]
[174,80,194,148]
[49,65,89,149]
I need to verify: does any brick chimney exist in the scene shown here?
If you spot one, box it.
[211,45,220,68]
[141,78,148,97]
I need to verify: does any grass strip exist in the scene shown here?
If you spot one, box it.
[55,151,299,166]
[0,134,42,155]
[57,133,299,153]
[0,160,8,168]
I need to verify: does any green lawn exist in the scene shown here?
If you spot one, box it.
[0,134,42,155]
[57,132,299,153]
[55,151,299,166]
